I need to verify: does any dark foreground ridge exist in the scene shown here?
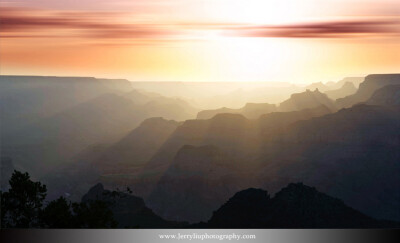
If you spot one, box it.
[82,182,400,228]
[2,170,399,228]
[194,183,399,228]
[81,183,186,228]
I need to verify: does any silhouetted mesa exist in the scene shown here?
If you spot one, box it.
[0,75,197,177]
[92,117,180,174]
[325,82,357,100]
[202,183,399,228]
[81,183,186,228]
[337,74,400,108]
[197,103,277,119]
[279,89,336,112]
[366,85,400,106]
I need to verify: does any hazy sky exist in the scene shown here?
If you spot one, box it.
[1,0,399,83]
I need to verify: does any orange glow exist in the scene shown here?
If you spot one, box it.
[0,0,399,83]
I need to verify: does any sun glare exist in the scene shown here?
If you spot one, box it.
[0,0,399,82]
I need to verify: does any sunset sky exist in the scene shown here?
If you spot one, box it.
[1,0,399,83]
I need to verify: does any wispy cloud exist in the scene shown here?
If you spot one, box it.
[1,7,399,43]
[227,19,400,38]
[0,7,179,40]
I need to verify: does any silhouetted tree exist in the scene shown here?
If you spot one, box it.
[71,200,117,228]
[0,191,5,227]
[1,170,117,229]
[40,197,74,228]
[1,170,47,228]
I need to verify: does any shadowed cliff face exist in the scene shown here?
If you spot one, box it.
[143,105,332,179]
[2,93,148,176]
[278,89,337,112]
[130,82,303,110]
[92,117,180,174]
[258,105,333,137]
[366,85,400,106]
[326,77,364,90]
[143,103,399,223]
[305,82,331,92]
[42,117,180,202]
[197,103,277,120]
[337,74,400,108]
[0,76,198,177]
[204,183,396,228]
[141,114,252,178]
[0,76,132,136]
[325,82,357,100]
[257,104,400,221]
[146,145,257,223]
[141,106,333,222]
[2,74,399,227]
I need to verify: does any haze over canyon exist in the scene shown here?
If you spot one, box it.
[1,73,399,228]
